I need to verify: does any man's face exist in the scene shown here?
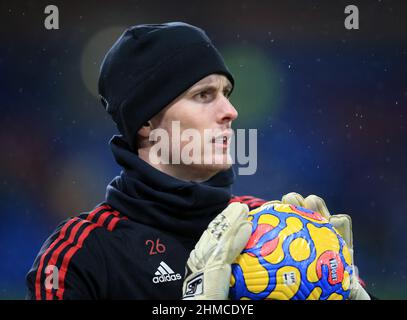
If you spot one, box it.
[148,74,238,180]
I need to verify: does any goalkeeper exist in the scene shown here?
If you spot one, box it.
[26,22,372,300]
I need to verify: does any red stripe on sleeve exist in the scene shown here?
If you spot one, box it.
[93,210,116,226]
[91,209,127,231]
[55,223,100,299]
[44,219,91,300]
[229,195,267,208]
[87,204,111,221]
[106,215,128,231]
[246,200,267,208]
[35,218,79,300]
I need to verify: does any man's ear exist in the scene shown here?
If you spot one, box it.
[137,121,152,139]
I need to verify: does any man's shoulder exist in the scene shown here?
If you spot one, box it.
[57,203,128,234]
[40,204,130,257]
[76,203,129,233]
[229,195,268,210]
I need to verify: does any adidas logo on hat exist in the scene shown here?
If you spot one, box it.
[152,261,182,284]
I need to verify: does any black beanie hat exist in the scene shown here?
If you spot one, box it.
[98,22,235,151]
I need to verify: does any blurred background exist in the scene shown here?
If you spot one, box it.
[0,0,406,299]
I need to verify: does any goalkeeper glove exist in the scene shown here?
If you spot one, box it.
[182,202,252,300]
[281,192,371,300]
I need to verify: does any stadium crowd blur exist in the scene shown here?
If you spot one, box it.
[1,0,406,299]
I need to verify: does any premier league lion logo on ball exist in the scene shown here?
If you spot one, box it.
[229,202,353,300]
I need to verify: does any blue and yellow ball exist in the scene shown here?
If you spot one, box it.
[229,203,353,300]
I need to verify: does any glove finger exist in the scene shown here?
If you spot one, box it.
[329,214,355,275]
[282,192,305,207]
[188,229,215,270]
[329,214,353,249]
[206,202,249,242]
[303,195,331,219]
[219,202,249,226]
[226,220,252,263]
[206,202,250,263]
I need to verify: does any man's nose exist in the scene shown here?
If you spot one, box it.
[217,95,238,124]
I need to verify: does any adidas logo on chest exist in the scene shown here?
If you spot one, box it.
[152,261,182,284]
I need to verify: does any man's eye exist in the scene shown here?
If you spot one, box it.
[195,90,214,102]
[199,91,209,99]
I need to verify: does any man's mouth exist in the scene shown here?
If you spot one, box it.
[211,131,232,148]
[212,136,228,144]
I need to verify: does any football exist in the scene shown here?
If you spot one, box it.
[229,202,353,300]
